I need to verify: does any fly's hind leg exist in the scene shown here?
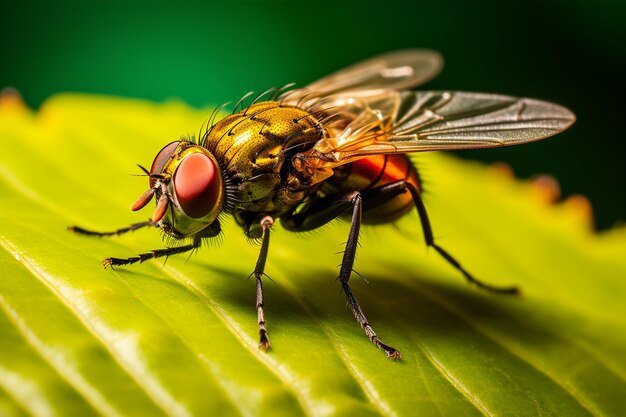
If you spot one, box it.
[282,192,401,360]
[366,180,519,295]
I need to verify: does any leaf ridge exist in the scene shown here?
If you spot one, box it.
[0,294,113,417]
[415,342,494,417]
[105,269,252,417]
[567,336,626,383]
[0,237,191,417]
[403,280,600,417]
[0,169,308,417]
[279,287,398,417]
[408,349,446,417]
[327,340,399,417]
[162,266,316,417]
[0,372,38,417]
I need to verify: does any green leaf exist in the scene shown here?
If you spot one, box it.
[1,93,625,417]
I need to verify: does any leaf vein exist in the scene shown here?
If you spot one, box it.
[0,295,110,417]
[106,268,251,417]
[162,266,316,417]
[414,341,494,417]
[404,280,600,417]
[0,374,38,417]
[0,236,185,417]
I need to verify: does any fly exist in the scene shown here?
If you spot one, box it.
[69,50,575,359]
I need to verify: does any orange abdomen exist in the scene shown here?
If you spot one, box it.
[332,154,421,224]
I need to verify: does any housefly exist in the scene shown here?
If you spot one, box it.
[70,50,575,359]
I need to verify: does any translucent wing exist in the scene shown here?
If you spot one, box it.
[293,90,575,184]
[281,49,443,104]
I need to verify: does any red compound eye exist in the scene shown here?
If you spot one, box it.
[174,153,220,218]
[150,141,180,188]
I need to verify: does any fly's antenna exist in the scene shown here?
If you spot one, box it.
[153,193,169,222]
[136,164,151,176]
[232,91,254,114]
[130,165,167,180]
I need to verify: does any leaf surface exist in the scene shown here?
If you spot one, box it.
[1,93,625,417]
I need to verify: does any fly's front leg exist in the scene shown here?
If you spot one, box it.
[103,240,201,268]
[251,216,274,351]
[67,220,182,268]
[68,220,158,237]
[282,192,401,360]
[99,220,221,268]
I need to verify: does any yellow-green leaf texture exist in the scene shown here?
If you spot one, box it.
[1,93,625,417]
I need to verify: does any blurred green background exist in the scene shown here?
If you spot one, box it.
[1,1,624,230]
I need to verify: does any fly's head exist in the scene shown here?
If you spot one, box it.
[132,141,224,238]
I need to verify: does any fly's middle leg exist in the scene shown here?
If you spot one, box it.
[282,191,401,359]
[251,216,274,351]
[339,192,402,359]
